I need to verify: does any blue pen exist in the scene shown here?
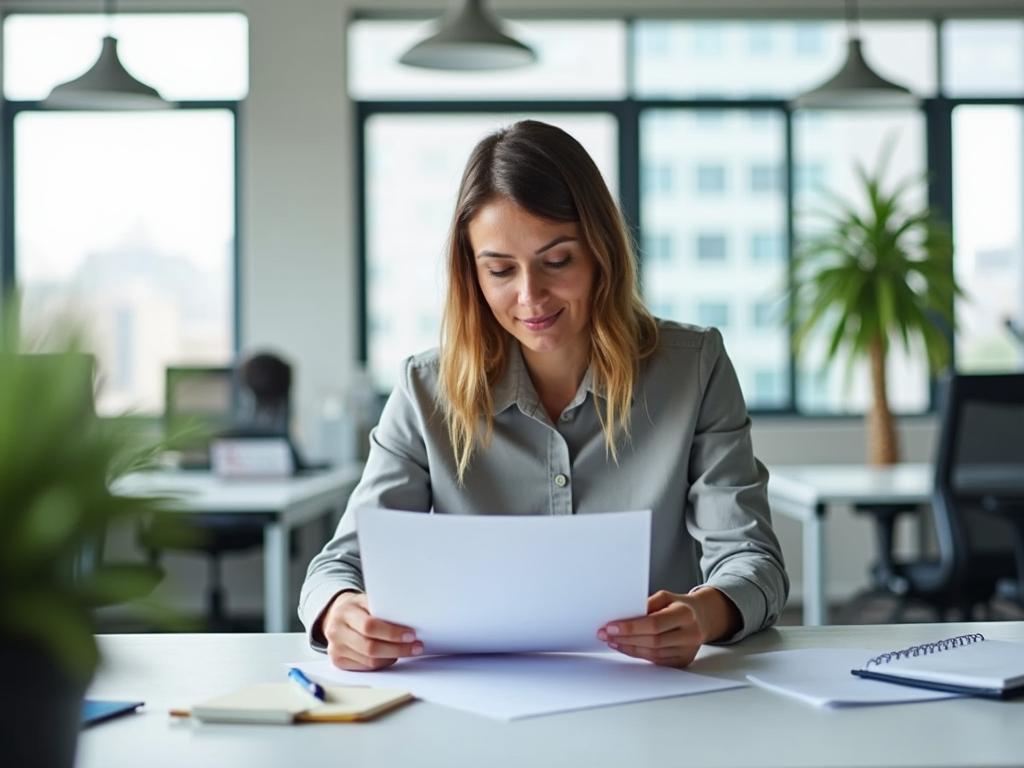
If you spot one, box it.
[288,667,325,702]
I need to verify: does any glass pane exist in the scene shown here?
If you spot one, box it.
[4,13,248,100]
[15,110,236,415]
[632,20,935,100]
[953,106,1024,372]
[942,20,1024,97]
[349,20,626,100]
[793,112,929,414]
[365,113,618,391]
[639,108,790,410]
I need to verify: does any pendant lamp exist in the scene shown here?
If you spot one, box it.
[399,0,536,71]
[790,0,918,110]
[42,0,172,110]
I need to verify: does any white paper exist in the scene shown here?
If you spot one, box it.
[288,653,744,721]
[743,649,961,708]
[356,508,651,654]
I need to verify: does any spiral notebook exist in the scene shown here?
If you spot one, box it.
[851,634,1024,699]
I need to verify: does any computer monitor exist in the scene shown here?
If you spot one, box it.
[164,365,240,469]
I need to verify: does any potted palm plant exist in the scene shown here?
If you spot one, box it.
[0,299,190,768]
[790,142,961,465]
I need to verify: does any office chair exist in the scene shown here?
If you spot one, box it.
[141,352,303,631]
[845,372,1024,623]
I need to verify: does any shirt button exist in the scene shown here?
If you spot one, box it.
[560,412,571,422]
[554,473,568,487]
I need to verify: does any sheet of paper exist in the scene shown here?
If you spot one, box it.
[743,649,962,708]
[288,653,744,721]
[356,507,651,654]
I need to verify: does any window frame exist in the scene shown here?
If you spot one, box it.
[352,17,1024,417]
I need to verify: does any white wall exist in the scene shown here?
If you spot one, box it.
[2,0,969,624]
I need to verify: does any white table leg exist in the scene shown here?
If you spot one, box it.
[803,508,826,626]
[264,522,288,633]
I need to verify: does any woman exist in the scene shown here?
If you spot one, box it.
[300,120,788,671]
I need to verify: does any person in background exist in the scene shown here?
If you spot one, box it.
[299,119,788,671]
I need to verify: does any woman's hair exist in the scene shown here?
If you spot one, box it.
[439,119,658,483]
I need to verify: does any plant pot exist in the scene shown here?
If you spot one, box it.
[0,635,89,768]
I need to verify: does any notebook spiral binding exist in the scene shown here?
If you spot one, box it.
[865,633,986,668]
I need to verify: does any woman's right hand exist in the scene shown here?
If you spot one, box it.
[321,591,424,671]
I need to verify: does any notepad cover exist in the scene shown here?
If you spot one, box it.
[851,637,1024,698]
[190,683,413,724]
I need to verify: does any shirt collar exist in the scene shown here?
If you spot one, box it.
[491,342,597,417]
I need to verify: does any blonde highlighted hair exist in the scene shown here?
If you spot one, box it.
[439,120,658,483]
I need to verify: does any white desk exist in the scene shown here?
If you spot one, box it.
[115,465,363,632]
[767,463,932,627]
[79,621,1024,768]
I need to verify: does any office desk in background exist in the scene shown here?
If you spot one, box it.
[79,621,1024,768]
[115,464,364,632]
[767,463,932,627]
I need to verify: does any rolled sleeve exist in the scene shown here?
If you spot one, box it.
[685,328,789,641]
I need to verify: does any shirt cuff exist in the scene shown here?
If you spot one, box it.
[690,573,779,644]
[300,581,364,651]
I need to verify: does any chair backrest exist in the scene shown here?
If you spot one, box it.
[931,372,1024,603]
[235,352,291,436]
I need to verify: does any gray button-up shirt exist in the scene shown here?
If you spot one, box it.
[299,321,789,647]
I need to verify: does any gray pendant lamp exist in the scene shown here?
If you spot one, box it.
[400,0,536,71]
[791,0,918,110]
[43,0,172,110]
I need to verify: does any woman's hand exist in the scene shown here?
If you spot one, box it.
[597,588,741,668]
[320,591,424,671]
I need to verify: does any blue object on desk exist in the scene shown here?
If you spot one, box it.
[81,699,143,727]
[288,667,325,701]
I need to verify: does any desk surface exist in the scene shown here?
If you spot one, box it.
[114,465,364,513]
[80,622,1024,768]
[768,463,932,511]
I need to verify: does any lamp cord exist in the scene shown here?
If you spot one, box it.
[104,0,116,37]
[845,0,860,39]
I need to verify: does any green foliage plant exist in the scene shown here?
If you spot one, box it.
[789,140,962,465]
[0,297,192,683]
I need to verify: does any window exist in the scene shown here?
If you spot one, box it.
[750,163,782,193]
[747,25,775,56]
[696,164,727,194]
[5,13,246,416]
[643,233,674,263]
[751,233,785,263]
[793,23,825,55]
[693,23,725,57]
[697,234,728,262]
[643,163,673,194]
[697,302,730,329]
[752,302,779,329]
[953,105,1024,372]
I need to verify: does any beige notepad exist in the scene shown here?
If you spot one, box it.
[182,683,414,724]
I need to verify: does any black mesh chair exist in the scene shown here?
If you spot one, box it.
[850,372,1024,622]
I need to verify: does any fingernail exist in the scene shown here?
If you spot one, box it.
[597,630,607,641]
[411,645,423,656]
[609,642,619,649]
[606,624,620,635]
[402,632,415,642]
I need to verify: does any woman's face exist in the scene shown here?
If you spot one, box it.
[468,198,597,373]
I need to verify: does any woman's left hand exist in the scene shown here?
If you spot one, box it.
[597,588,741,668]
